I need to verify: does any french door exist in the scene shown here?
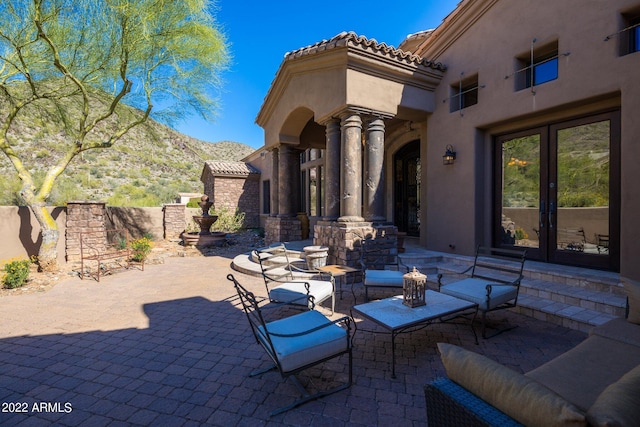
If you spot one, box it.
[495,111,619,270]
[394,140,420,236]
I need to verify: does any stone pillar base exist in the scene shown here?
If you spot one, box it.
[265,216,302,245]
[313,220,398,268]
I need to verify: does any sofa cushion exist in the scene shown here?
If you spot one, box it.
[623,277,640,324]
[526,335,640,411]
[437,343,586,427]
[586,364,640,427]
[590,317,640,348]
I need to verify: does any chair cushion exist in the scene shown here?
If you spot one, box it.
[438,343,586,427]
[270,280,333,306]
[586,364,640,427]
[258,310,347,373]
[364,270,404,287]
[440,278,517,310]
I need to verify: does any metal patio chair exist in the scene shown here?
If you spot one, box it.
[437,246,527,338]
[253,243,335,314]
[227,274,353,416]
[359,238,410,301]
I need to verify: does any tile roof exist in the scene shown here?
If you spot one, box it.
[203,160,260,177]
[284,31,446,71]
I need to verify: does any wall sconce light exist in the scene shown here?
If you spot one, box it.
[443,144,456,165]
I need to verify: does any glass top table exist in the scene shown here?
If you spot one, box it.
[352,290,478,378]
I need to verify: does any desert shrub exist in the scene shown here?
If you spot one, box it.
[130,236,153,262]
[1,257,32,289]
[211,207,245,233]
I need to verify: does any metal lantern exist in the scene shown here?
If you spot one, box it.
[403,267,427,308]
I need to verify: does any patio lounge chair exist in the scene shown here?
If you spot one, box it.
[437,246,527,338]
[359,238,409,301]
[253,243,335,314]
[227,274,353,416]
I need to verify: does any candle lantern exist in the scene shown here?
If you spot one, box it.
[403,267,427,308]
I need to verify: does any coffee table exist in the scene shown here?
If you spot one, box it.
[352,290,478,378]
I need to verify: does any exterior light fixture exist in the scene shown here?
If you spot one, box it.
[443,144,457,165]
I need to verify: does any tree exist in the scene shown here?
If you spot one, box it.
[0,0,229,271]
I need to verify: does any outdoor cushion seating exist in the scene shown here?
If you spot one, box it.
[227,273,352,416]
[253,243,335,314]
[359,237,409,301]
[437,246,527,338]
[424,298,640,427]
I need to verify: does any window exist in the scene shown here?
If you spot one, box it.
[622,15,640,55]
[450,74,478,113]
[515,41,558,91]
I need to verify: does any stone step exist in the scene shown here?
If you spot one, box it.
[513,294,618,333]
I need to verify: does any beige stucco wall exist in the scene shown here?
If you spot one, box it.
[0,206,66,262]
[417,0,638,278]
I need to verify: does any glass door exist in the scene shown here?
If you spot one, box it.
[495,112,619,270]
[394,140,420,236]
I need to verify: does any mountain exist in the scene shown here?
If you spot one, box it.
[0,117,256,206]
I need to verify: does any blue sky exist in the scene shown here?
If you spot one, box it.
[174,1,460,149]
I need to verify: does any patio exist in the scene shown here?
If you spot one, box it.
[0,251,587,426]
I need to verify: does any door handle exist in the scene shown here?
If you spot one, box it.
[548,201,555,229]
[539,200,545,229]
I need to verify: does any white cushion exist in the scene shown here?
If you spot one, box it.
[258,310,347,372]
[440,278,517,310]
[364,270,404,287]
[270,280,333,306]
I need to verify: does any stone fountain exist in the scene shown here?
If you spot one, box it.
[182,195,226,247]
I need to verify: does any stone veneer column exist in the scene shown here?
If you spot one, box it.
[339,112,364,222]
[65,201,106,263]
[324,118,341,220]
[270,147,279,216]
[163,203,186,242]
[278,144,295,217]
[364,117,386,223]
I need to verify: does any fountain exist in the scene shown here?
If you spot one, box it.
[182,195,226,247]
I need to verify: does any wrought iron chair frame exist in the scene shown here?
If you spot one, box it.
[228,274,353,416]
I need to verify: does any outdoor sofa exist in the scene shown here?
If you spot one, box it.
[425,280,640,426]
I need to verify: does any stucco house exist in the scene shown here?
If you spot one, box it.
[241,0,640,294]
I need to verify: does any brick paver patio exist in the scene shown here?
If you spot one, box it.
[0,254,586,426]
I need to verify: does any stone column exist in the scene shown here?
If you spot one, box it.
[364,117,386,223]
[65,201,106,263]
[339,112,364,222]
[163,203,186,241]
[324,118,341,220]
[270,147,279,216]
[278,144,295,217]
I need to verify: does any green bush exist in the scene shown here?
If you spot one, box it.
[2,257,32,289]
[130,237,153,262]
